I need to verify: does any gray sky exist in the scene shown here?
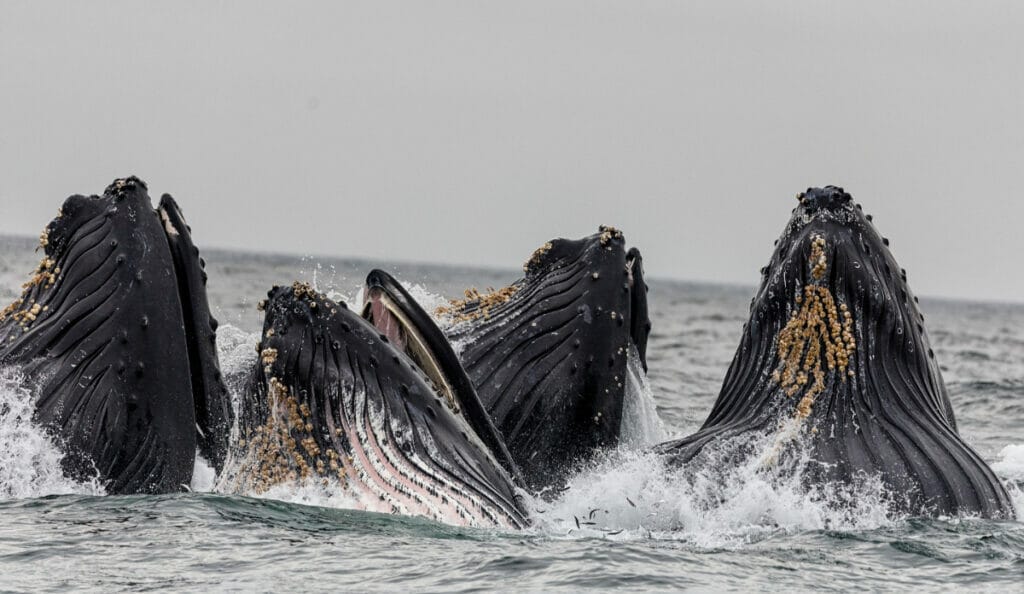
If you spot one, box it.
[1,1,1022,302]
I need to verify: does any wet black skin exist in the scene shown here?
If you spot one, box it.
[658,187,1014,519]
[361,269,522,483]
[0,177,231,493]
[157,194,233,471]
[234,285,529,527]
[443,227,652,493]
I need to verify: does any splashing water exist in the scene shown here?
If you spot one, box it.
[208,313,948,541]
[257,477,362,509]
[190,454,217,493]
[405,282,453,318]
[993,444,1024,515]
[532,427,898,548]
[620,344,667,448]
[993,444,1024,481]
[0,366,104,498]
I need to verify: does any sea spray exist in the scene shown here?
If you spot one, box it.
[993,444,1024,516]
[532,430,897,547]
[191,454,217,493]
[620,344,667,448]
[0,366,103,498]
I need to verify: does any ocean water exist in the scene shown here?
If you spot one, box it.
[0,235,1021,592]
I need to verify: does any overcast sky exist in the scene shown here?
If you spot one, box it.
[1,2,1021,302]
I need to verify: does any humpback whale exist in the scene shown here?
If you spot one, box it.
[657,187,1014,519]
[361,269,521,481]
[226,283,528,528]
[438,227,651,492]
[0,177,232,493]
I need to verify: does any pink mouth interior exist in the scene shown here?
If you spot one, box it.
[365,289,407,351]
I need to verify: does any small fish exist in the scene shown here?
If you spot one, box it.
[626,497,636,508]
[588,508,601,519]
[605,529,624,536]
[574,516,580,529]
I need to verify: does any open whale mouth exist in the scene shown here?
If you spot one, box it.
[362,277,457,412]
[360,270,522,481]
[232,283,529,528]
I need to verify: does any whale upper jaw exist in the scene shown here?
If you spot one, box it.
[360,269,523,484]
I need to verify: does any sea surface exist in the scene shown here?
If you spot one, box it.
[0,235,1021,592]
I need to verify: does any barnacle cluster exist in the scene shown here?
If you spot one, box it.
[23,257,60,291]
[598,225,623,247]
[291,281,319,301]
[1,257,59,332]
[6,301,44,328]
[260,347,278,371]
[770,234,856,422]
[436,284,518,323]
[234,377,349,493]
[36,209,61,251]
[810,235,827,280]
[523,241,553,272]
[0,298,24,324]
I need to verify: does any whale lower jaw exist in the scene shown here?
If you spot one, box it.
[227,378,524,529]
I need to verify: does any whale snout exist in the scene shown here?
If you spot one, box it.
[797,186,853,215]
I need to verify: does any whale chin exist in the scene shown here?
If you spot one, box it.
[439,226,652,492]
[0,177,231,493]
[658,186,1014,519]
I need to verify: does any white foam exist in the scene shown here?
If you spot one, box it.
[255,478,362,510]
[1008,484,1024,519]
[0,366,104,498]
[401,281,451,319]
[992,444,1024,481]
[215,323,263,426]
[992,444,1024,518]
[216,323,262,377]
[530,430,897,548]
[619,344,667,448]
[190,453,217,493]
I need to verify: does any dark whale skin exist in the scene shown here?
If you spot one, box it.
[657,187,1014,519]
[157,194,233,472]
[0,177,228,493]
[441,227,651,493]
